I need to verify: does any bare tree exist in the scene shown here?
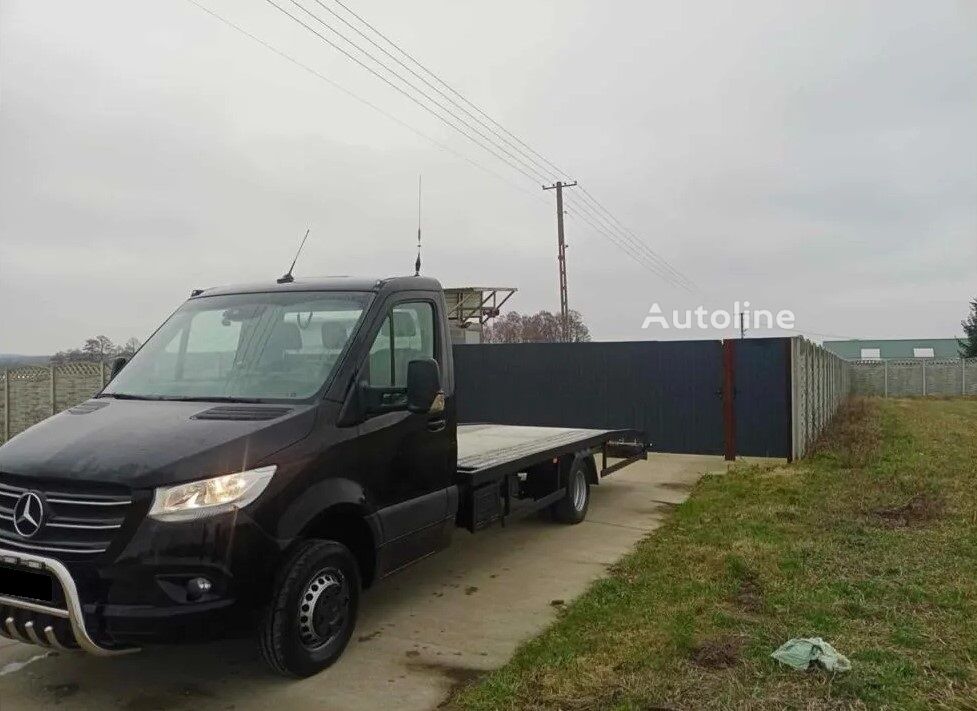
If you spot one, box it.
[119,337,142,358]
[51,336,142,364]
[82,335,116,360]
[483,310,591,343]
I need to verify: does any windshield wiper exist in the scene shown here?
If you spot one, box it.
[97,393,164,401]
[159,396,264,404]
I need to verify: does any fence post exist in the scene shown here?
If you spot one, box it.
[883,360,888,397]
[921,359,926,397]
[963,358,966,396]
[2,368,8,442]
[50,365,57,416]
[101,361,107,387]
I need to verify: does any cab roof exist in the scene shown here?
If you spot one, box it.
[190,275,443,298]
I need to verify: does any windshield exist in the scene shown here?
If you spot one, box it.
[103,291,372,402]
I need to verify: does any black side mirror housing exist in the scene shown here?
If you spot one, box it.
[406,358,441,413]
[109,357,128,381]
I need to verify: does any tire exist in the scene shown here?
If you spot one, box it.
[549,456,591,524]
[259,539,360,678]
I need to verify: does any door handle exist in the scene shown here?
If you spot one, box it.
[426,418,447,432]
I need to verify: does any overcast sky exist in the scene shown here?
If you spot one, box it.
[1,0,975,354]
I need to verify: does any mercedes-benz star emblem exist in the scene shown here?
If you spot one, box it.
[13,492,45,538]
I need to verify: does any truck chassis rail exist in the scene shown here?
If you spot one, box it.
[0,548,139,656]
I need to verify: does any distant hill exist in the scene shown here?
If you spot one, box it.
[0,354,51,368]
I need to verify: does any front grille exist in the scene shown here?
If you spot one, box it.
[0,475,133,558]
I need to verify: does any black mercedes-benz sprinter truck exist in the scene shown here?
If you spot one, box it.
[0,276,645,677]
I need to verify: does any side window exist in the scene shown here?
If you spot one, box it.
[365,302,436,389]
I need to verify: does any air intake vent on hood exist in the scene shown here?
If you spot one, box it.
[68,400,110,415]
[192,406,293,421]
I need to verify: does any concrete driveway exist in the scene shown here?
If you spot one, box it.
[0,453,731,710]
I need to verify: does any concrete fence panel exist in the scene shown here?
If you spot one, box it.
[849,358,977,397]
[790,337,850,459]
[1,363,109,444]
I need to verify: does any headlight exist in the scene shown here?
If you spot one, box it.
[148,466,277,522]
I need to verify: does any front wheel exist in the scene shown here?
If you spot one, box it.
[259,539,360,677]
[550,456,591,524]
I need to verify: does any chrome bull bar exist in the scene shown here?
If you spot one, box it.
[0,548,138,656]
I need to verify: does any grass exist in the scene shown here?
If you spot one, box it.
[452,398,977,710]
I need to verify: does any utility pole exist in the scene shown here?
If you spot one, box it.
[739,312,747,340]
[543,180,577,341]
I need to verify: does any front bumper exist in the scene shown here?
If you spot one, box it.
[0,548,137,655]
[0,508,285,654]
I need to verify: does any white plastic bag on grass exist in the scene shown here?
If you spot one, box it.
[771,637,851,672]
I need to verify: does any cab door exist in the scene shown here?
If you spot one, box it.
[354,297,454,575]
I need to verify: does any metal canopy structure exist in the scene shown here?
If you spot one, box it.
[443,287,516,328]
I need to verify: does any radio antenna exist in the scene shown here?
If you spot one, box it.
[414,175,422,276]
[278,227,310,284]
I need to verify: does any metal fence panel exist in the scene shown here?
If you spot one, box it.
[454,341,726,455]
[734,338,790,457]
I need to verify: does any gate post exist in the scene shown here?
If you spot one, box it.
[722,340,736,461]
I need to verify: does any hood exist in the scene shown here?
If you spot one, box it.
[0,399,317,489]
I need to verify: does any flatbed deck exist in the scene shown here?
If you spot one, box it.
[456,424,644,487]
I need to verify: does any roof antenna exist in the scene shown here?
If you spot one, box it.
[278,227,310,284]
[414,175,422,276]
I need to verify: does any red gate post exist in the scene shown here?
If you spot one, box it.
[723,339,736,461]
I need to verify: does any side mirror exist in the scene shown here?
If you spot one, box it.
[109,357,128,381]
[406,359,441,413]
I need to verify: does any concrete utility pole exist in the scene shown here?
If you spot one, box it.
[543,180,577,342]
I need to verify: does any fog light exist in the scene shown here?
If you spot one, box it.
[186,577,212,601]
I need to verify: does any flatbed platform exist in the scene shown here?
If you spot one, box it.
[456,424,644,487]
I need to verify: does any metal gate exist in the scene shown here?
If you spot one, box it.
[453,341,725,455]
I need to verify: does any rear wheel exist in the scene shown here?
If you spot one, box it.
[550,456,591,524]
[259,539,360,678]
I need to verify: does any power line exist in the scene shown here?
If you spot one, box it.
[575,185,698,291]
[272,0,555,185]
[327,0,575,182]
[305,0,560,183]
[563,205,694,291]
[565,193,697,292]
[185,0,545,205]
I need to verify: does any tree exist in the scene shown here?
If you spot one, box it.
[82,335,116,360]
[483,310,591,343]
[960,298,977,358]
[119,337,142,358]
[50,336,142,364]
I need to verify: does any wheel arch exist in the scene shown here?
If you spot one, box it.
[295,503,379,589]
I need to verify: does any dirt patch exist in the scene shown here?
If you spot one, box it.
[689,636,744,669]
[659,481,694,492]
[404,659,484,708]
[44,682,80,703]
[731,576,764,613]
[872,492,944,527]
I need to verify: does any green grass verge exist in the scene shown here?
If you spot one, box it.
[453,398,977,710]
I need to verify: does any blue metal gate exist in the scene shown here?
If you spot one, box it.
[453,341,725,455]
